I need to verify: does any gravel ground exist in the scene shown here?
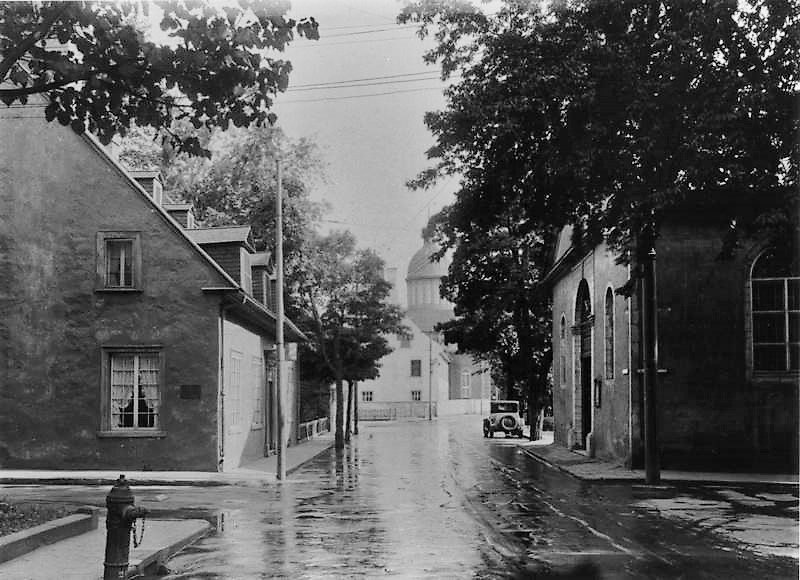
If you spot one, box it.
[0,500,72,537]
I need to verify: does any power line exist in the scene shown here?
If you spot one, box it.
[291,34,418,48]
[322,24,418,38]
[289,70,442,89]
[287,75,445,93]
[277,85,447,104]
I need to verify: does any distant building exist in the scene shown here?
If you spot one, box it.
[548,221,798,472]
[357,231,493,420]
[0,98,305,471]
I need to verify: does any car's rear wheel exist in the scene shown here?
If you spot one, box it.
[500,415,517,431]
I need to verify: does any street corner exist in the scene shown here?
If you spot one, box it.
[632,484,800,561]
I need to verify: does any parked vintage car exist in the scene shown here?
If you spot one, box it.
[482,400,524,438]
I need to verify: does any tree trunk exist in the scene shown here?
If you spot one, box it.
[345,379,353,442]
[353,381,359,435]
[335,378,345,449]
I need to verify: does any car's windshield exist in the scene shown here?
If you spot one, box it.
[490,402,518,413]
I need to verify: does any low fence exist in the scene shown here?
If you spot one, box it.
[297,416,330,442]
[358,402,437,421]
[358,407,398,421]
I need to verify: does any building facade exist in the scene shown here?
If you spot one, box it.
[0,99,303,471]
[549,222,798,472]
[357,232,493,419]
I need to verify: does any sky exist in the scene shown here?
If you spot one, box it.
[271,0,460,281]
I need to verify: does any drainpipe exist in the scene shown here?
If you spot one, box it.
[217,304,225,472]
[641,230,660,485]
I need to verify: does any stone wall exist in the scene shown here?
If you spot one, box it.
[0,104,229,470]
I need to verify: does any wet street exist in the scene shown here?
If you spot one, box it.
[2,416,797,579]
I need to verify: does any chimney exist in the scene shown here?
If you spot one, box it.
[384,267,401,306]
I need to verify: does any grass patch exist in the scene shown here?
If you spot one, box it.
[0,500,72,537]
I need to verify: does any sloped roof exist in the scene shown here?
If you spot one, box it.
[76,130,303,340]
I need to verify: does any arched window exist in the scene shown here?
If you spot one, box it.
[559,315,567,384]
[604,288,615,379]
[751,247,799,372]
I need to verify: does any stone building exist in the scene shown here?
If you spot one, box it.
[0,98,304,471]
[548,221,798,472]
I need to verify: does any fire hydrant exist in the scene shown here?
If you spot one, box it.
[103,474,147,580]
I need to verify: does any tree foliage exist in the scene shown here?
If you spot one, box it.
[401,0,799,253]
[118,124,327,278]
[0,1,319,156]
[400,0,798,436]
[290,231,408,448]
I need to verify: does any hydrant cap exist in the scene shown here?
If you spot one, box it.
[106,474,135,506]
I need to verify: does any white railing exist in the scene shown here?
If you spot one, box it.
[297,416,330,442]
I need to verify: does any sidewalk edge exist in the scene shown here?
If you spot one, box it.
[287,438,335,476]
[0,507,99,564]
[126,520,212,579]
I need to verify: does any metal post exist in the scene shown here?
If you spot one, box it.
[354,381,359,435]
[276,160,286,481]
[642,239,660,485]
[428,334,433,420]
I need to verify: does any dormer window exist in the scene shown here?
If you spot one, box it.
[97,231,142,291]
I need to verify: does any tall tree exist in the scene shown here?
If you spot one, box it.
[118,124,327,278]
[291,231,407,448]
[401,0,798,252]
[401,0,798,437]
[1,1,319,156]
[429,207,553,439]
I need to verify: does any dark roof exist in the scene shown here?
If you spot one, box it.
[186,226,255,253]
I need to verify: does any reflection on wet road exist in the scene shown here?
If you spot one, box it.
[4,416,794,578]
[154,417,797,579]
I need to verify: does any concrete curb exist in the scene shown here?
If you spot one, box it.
[286,440,335,476]
[127,520,211,578]
[0,476,234,487]
[0,506,99,563]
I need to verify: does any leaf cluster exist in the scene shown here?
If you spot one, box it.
[290,231,409,385]
[1,1,319,156]
[404,0,799,255]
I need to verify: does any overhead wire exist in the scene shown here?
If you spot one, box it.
[277,86,447,104]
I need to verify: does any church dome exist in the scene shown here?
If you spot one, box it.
[405,230,453,333]
[406,232,450,281]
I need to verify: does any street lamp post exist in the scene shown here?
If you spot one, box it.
[428,334,433,421]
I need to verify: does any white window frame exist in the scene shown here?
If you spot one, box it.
[96,231,142,291]
[362,391,373,402]
[750,258,799,374]
[98,346,164,437]
[411,390,421,401]
[229,350,242,431]
[460,370,471,398]
[410,359,422,377]
[251,356,264,428]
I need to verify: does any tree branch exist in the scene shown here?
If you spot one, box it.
[0,76,86,97]
[0,4,69,81]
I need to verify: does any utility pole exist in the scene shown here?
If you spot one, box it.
[275,159,286,481]
[428,334,433,420]
[641,226,660,485]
